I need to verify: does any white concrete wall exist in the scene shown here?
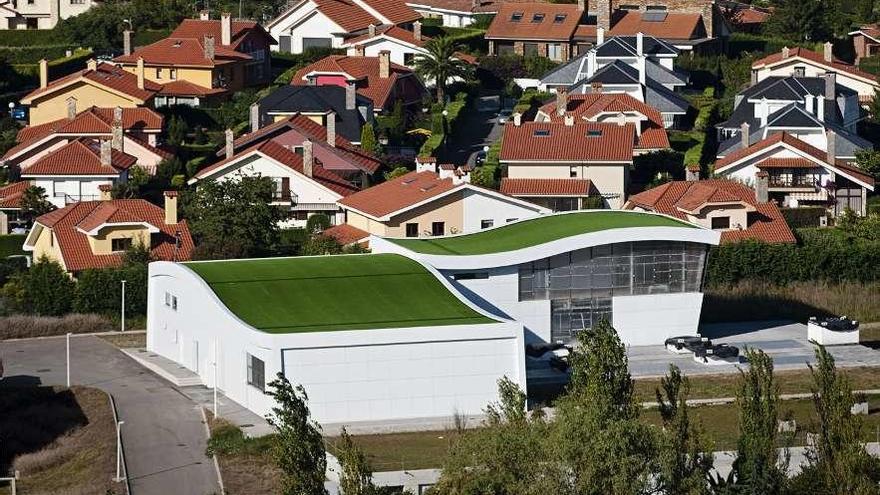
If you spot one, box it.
[611,292,705,346]
[460,189,545,233]
[269,2,346,54]
[31,177,115,208]
[345,38,426,66]
[408,6,475,27]
[756,62,879,98]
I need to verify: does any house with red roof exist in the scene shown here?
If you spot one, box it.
[327,156,548,245]
[499,115,636,209]
[292,53,428,112]
[19,60,161,126]
[266,0,421,54]
[114,12,276,106]
[2,106,168,175]
[0,181,30,234]
[751,45,880,103]
[405,0,530,28]
[625,178,796,244]
[343,22,429,67]
[190,138,359,228]
[850,25,880,64]
[714,131,875,217]
[22,190,193,275]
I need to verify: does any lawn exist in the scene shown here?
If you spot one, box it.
[206,414,281,495]
[388,211,696,256]
[184,254,496,333]
[0,386,121,495]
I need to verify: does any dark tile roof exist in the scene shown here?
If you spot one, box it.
[258,85,372,142]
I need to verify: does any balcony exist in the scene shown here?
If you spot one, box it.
[767,173,821,190]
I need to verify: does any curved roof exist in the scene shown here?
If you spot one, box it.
[183,254,496,334]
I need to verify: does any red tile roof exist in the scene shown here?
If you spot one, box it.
[757,157,820,169]
[729,7,769,25]
[608,11,705,40]
[34,199,194,272]
[322,223,370,245]
[194,139,359,197]
[338,170,460,218]
[345,25,428,47]
[0,181,30,209]
[21,62,161,104]
[358,0,421,24]
[500,178,593,196]
[626,180,796,244]
[21,139,137,176]
[169,18,274,49]
[410,0,542,14]
[115,37,248,67]
[293,55,426,109]
[500,122,635,162]
[752,47,879,83]
[486,3,582,41]
[158,79,229,97]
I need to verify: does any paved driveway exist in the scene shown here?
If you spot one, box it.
[441,96,506,166]
[0,335,220,495]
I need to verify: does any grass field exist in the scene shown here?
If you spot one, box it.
[98,331,147,349]
[0,386,121,495]
[388,211,695,255]
[185,254,495,333]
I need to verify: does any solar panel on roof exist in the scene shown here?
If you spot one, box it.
[642,11,667,22]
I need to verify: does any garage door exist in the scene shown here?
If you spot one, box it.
[283,338,519,424]
[303,37,332,50]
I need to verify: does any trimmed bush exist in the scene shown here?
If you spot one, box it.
[781,207,827,229]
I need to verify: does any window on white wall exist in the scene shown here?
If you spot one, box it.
[171,296,178,311]
[481,219,494,229]
[246,353,265,391]
[165,292,171,306]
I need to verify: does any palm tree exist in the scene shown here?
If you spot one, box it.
[414,36,473,104]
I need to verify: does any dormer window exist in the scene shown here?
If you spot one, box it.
[554,14,567,23]
[112,238,133,252]
[532,13,545,23]
[511,11,523,21]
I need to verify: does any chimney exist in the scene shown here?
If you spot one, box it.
[513,112,522,126]
[636,32,644,56]
[416,156,437,172]
[302,140,314,178]
[204,35,215,60]
[637,55,646,85]
[326,111,337,147]
[225,128,234,158]
[617,111,626,126]
[345,81,357,110]
[369,24,376,37]
[755,172,769,202]
[378,50,390,79]
[111,106,124,151]
[100,139,112,167]
[99,184,113,201]
[413,21,421,41]
[556,88,568,116]
[759,98,768,127]
[39,59,48,89]
[221,12,232,46]
[123,30,132,57]
[824,72,836,101]
[86,58,97,71]
[199,9,210,20]
[137,57,145,90]
[66,97,77,120]
[597,27,604,45]
[587,50,597,77]
[355,44,365,57]
[250,102,260,132]
[805,93,814,114]
[826,129,836,163]
[686,164,700,181]
[823,41,833,62]
[740,122,750,149]
[564,114,575,126]
[164,191,179,224]
[781,46,790,59]
[750,69,757,86]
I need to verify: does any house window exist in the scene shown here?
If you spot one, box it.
[171,296,178,311]
[570,166,578,178]
[111,238,133,252]
[406,223,419,237]
[164,292,171,306]
[554,14,567,23]
[169,68,177,80]
[453,272,490,280]
[711,217,730,230]
[511,11,523,21]
[432,221,445,236]
[246,353,265,391]
[548,44,563,61]
[794,66,806,77]
[481,219,494,229]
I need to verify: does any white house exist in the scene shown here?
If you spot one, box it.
[188,138,359,228]
[0,0,101,29]
[405,0,496,27]
[342,23,428,67]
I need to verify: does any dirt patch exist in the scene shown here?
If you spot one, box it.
[206,413,281,495]
[98,332,147,349]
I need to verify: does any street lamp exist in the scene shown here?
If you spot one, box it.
[120,280,126,333]
[66,332,71,388]
[114,420,125,482]
[7,102,14,119]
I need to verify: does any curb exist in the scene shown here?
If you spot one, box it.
[106,391,132,495]
[639,388,880,409]
[3,330,146,342]
[201,408,226,495]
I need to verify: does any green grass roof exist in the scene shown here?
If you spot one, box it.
[184,254,496,334]
[387,211,696,255]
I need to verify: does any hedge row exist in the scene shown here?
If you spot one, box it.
[0,235,26,258]
[419,94,469,156]
[781,207,827,229]
[1,45,81,64]
[10,48,92,82]
[0,29,67,47]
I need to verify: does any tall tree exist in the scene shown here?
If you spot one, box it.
[336,427,376,495]
[413,37,473,104]
[18,186,55,223]
[266,373,327,495]
[1,257,74,316]
[360,123,377,154]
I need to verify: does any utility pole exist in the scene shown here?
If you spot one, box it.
[66,332,71,387]
[121,280,126,332]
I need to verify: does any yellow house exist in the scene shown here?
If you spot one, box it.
[22,189,194,274]
[19,60,160,126]
[113,12,275,107]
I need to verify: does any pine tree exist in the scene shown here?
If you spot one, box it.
[360,123,377,154]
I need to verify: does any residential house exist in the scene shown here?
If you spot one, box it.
[405,0,513,27]
[722,2,769,33]
[485,0,723,62]
[714,131,875,216]
[850,25,880,64]
[625,177,796,243]
[190,138,359,228]
[327,157,548,244]
[218,114,383,187]
[114,13,276,107]
[751,45,880,103]
[499,117,635,209]
[292,53,428,113]
[535,91,670,152]
[540,33,689,128]
[716,74,863,141]
[2,106,168,174]
[0,0,100,30]
[0,181,30,234]
[19,60,161,126]
[342,22,429,67]
[22,190,194,274]
[20,138,138,209]
[255,84,375,144]
[266,0,421,54]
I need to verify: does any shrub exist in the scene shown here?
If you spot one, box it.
[305,213,331,234]
[0,314,114,339]
[3,258,74,316]
[73,263,148,317]
[781,207,827,229]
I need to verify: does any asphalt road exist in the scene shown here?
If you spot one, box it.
[440,96,506,166]
[0,335,221,495]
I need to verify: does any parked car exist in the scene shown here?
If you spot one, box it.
[665,335,711,354]
[497,109,512,125]
[474,150,487,166]
[693,343,741,365]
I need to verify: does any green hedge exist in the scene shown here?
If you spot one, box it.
[0,29,67,47]
[726,33,820,57]
[10,48,92,84]
[0,234,26,258]
[1,45,80,64]
[418,96,469,157]
[781,207,827,228]
[73,264,147,316]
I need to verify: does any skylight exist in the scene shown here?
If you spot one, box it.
[554,13,567,23]
[587,129,603,137]
[532,13,545,23]
[511,12,523,21]
[534,129,551,137]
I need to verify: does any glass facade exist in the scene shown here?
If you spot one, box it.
[518,241,708,342]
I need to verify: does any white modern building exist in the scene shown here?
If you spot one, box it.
[147,211,719,427]
[0,0,101,30]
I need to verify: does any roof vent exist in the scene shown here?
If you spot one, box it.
[421,184,437,192]
[402,177,417,185]
[534,129,551,137]
[554,13,567,23]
